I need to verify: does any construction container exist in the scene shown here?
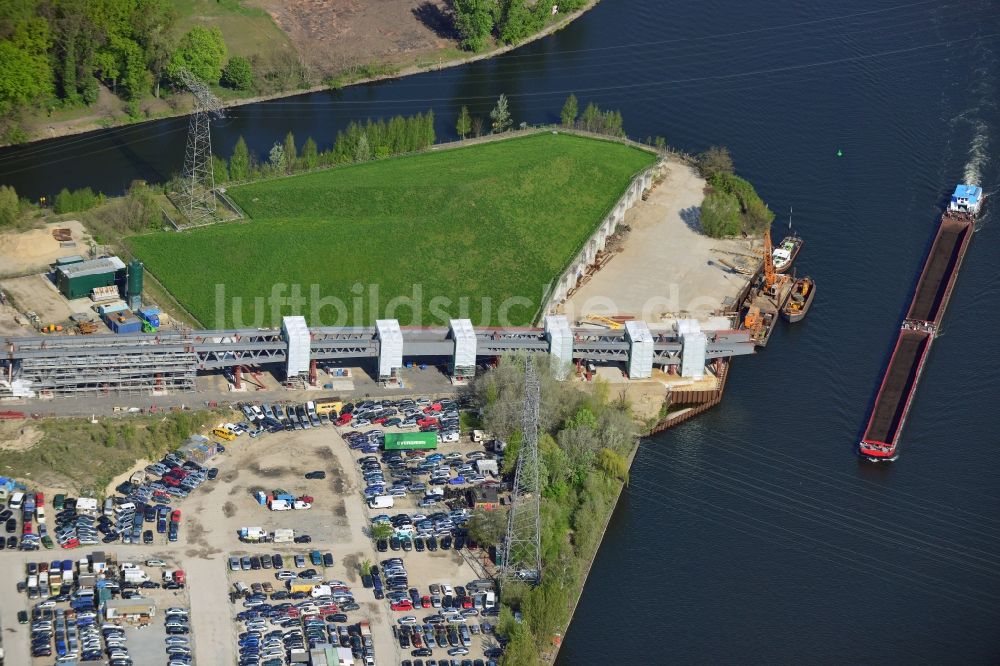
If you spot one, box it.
[56,256,126,299]
[97,302,128,316]
[55,255,85,267]
[254,491,267,506]
[104,310,143,334]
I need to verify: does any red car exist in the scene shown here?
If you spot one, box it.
[422,403,442,413]
[171,510,181,523]
[335,413,352,426]
[461,596,473,609]
[162,476,181,487]
[390,599,413,611]
[35,492,45,505]
[421,595,431,608]
[417,417,438,428]
[169,467,188,480]
[22,520,33,535]
[61,537,80,549]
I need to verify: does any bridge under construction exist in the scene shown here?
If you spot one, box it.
[1,316,753,398]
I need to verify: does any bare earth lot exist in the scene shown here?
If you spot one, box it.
[564,160,753,325]
[249,0,455,76]
[0,221,90,278]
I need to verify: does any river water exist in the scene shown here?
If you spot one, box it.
[3,0,1000,662]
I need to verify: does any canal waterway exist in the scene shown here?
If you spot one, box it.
[2,0,999,662]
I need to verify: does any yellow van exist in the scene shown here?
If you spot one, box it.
[212,427,236,441]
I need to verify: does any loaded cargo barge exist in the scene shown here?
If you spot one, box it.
[860,184,984,462]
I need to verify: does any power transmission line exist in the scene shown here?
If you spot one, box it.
[176,69,224,224]
[500,355,543,588]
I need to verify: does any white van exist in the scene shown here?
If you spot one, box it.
[9,491,24,510]
[114,502,136,516]
[367,495,394,509]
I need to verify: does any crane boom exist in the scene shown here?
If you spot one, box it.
[763,229,777,291]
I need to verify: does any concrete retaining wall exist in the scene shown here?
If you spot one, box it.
[540,162,660,319]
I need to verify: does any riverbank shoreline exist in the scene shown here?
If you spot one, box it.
[541,431,641,663]
[4,0,601,149]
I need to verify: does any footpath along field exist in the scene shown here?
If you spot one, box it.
[130,133,655,327]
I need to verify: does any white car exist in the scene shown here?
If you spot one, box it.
[145,559,167,567]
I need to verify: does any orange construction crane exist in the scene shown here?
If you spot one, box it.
[763,229,777,292]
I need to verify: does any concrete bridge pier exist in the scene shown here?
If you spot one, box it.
[545,315,574,380]
[376,319,404,383]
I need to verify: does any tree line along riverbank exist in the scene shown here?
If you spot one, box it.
[471,357,643,666]
[0,0,601,147]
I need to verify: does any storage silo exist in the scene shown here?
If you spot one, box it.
[127,260,143,311]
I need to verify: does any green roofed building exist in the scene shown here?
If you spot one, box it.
[384,432,438,451]
[55,255,126,299]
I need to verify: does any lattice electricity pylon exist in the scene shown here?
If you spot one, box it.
[177,69,224,224]
[499,355,542,588]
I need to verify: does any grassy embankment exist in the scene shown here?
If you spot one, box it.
[129,133,655,328]
[0,410,226,496]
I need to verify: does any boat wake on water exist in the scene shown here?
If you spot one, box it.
[964,119,990,186]
[958,39,996,187]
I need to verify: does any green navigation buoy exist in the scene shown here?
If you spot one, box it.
[837,149,843,157]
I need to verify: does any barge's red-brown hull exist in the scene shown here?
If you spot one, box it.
[860,211,976,461]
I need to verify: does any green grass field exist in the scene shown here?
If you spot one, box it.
[130,133,655,328]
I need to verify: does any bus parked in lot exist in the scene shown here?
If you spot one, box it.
[314,398,343,417]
